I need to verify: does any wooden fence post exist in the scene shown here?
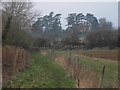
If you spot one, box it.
[77,79,80,88]
[77,58,79,65]
[70,52,72,60]
[77,58,80,88]
[74,58,77,79]
[99,65,106,88]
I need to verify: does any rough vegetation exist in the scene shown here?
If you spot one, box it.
[2,45,30,85]
[46,50,118,88]
[1,2,119,88]
[4,52,75,88]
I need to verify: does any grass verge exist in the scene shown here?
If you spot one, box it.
[4,52,75,88]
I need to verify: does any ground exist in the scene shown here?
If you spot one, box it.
[3,50,118,88]
[52,50,118,87]
[4,52,76,88]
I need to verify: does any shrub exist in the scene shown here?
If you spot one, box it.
[61,32,80,46]
[85,29,118,49]
[34,38,50,48]
[3,29,34,50]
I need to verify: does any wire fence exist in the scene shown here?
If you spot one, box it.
[46,50,118,88]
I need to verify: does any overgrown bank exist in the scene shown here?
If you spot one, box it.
[46,50,118,88]
[4,52,75,88]
[2,45,30,85]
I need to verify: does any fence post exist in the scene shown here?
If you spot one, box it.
[70,52,72,60]
[77,79,80,88]
[74,58,77,79]
[77,58,80,88]
[99,65,106,88]
[77,58,79,65]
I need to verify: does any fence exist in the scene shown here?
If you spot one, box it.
[47,50,106,88]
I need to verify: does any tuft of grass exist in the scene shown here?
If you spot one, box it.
[4,52,76,88]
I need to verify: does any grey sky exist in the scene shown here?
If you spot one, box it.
[33,2,118,29]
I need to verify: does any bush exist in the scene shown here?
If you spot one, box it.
[34,38,50,48]
[3,29,34,50]
[61,32,80,46]
[85,29,118,49]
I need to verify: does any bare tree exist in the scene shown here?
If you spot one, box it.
[1,1,40,48]
[2,1,40,32]
[2,2,35,30]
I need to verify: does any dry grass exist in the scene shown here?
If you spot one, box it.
[2,45,30,85]
[41,50,118,88]
[50,54,100,88]
[41,50,49,56]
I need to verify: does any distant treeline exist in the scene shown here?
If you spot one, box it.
[33,29,119,50]
[2,2,119,50]
[32,12,114,39]
[32,12,119,49]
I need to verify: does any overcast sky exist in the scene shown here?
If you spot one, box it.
[33,2,118,29]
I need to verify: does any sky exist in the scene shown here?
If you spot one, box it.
[33,2,118,29]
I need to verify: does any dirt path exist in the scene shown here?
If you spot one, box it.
[74,53,118,63]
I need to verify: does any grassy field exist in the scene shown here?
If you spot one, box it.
[4,52,75,88]
[3,50,118,88]
[51,50,118,88]
[77,49,118,61]
[75,56,118,87]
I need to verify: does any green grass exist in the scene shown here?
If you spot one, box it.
[52,50,118,88]
[4,52,76,88]
[76,56,118,87]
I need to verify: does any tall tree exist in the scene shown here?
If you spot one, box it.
[66,13,98,34]
[32,18,43,38]
[86,13,98,30]
[66,13,85,32]
[32,12,62,39]
[66,13,76,27]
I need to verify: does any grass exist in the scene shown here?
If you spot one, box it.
[77,50,118,61]
[52,50,118,88]
[4,52,76,88]
[76,56,118,87]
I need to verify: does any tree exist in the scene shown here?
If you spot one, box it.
[2,2,37,49]
[85,29,118,49]
[32,18,43,38]
[32,12,62,39]
[98,18,113,30]
[66,13,77,27]
[66,13,98,35]
[66,13,86,35]
[86,13,99,30]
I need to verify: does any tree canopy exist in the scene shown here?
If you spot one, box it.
[32,12,62,39]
